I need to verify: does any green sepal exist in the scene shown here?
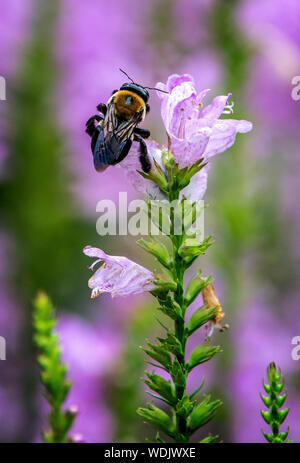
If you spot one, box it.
[157,332,183,357]
[186,305,217,336]
[154,270,178,292]
[142,340,172,370]
[175,392,196,420]
[144,373,176,405]
[278,409,289,424]
[170,358,186,387]
[180,200,202,233]
[162,150,175,170]
[200,434,219,443]
[33,292,75,443]
[187,344,221,371]
[155,292,183,321]
[189,378,205,400]
[260,394,272,408]
[137,404,175,438]
[184,271,211,307]
[267,362,281,383]
[260,410,272,425]
[187,396,222,434]
[176,158,207,190]
[262,431,274,443]
[275,382,284,394]
[155,432,166,443]
[138,159,168,193]
[178,236,213,265]
[276,393,287,408]
[278,429,290,442]
[260,362,291,443]
[137,237,172,269]
[263,381,271,394]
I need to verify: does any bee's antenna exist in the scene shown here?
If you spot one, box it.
[144,86,169,94]
[119,69,169,94]
[119,68,135,83]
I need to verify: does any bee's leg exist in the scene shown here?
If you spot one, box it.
[134,127,151,139]
[96,103,107,115]
[133,134,151,173]
[146,104,150,113]
[91,125,102,153]
[85,115,103,137]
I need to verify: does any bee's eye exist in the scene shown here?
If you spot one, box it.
[125,95,133,105]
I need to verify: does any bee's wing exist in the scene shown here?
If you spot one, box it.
[93,101,144,172]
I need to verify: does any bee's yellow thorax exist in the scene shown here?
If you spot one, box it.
[113,90,145,120]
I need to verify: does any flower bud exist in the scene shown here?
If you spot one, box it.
[162,150,175,169]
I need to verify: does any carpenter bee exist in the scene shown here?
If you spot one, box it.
[85,69,167,173]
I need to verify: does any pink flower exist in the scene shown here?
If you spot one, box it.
[120,73,251,201]
[83,246,155,298]
[156,73,253,167]
[120,140,209,202]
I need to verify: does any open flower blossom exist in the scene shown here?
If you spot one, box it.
[156,73,253,166]
[121,73,252,201]
[83,245,155,298]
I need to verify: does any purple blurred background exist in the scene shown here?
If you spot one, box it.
[0,0,300,442]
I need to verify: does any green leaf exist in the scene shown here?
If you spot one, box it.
[137,404,175,437]
[187,344,221,371]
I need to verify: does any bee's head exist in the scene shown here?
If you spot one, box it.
[118,69,168,104]
[120,83,149,104]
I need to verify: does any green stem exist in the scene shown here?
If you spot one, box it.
[169,191,188,442]
[137,157,222,442]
